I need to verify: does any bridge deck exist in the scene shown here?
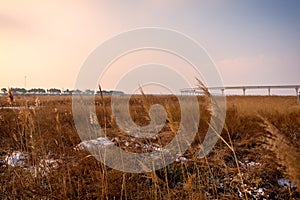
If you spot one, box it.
[180,85,300,96]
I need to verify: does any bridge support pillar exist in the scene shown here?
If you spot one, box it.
[296,87,300,103]
[243,88,246,96]
[268,88,271,96]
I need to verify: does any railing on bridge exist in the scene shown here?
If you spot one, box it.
[180,85,300,98]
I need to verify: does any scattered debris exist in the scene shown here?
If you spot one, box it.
[175,156,188,162]
[245,187,267,199]
[75,137,114,151]
[30,158,62,177]
[1,151,62,177]
[238,160,261,169]
[5,151,29,167]
[278,178,297,189]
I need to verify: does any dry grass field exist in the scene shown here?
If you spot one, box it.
[0,94,299,199]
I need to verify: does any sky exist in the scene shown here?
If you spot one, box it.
[0,0,299,94]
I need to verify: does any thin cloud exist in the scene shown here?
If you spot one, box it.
[0,13,29,31]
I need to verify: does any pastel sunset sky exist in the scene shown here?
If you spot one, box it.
[0,0,299,94]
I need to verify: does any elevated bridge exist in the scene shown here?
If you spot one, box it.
[180,85,300,96]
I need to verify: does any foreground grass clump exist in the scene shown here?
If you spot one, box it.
[0,95,299,199]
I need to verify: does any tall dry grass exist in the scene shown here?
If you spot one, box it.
[260,117,300,188]
[7,88,13,105]
[0,93,299,199]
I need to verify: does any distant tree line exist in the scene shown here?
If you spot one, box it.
[0,87,124,96]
